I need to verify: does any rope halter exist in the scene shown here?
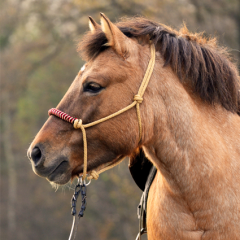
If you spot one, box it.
[48,44,156,181]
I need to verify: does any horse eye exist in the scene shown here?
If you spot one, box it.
[83,82,103,93]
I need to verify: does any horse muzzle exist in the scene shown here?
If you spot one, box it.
[27,144,71,185]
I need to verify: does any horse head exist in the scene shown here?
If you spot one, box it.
[27,14,155,185]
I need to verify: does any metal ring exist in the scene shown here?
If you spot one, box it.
[85,179,91,186]
[78,175,91,186]
[78,176,83,185]
[85,175,91,186]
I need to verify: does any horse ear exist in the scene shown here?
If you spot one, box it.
[100,13,128,57]
[88,16,100,33]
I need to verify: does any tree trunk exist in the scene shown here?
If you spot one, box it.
[2,101,17,240]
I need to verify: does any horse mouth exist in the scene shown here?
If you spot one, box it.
[71,155,125,179]
[47,160,71,185]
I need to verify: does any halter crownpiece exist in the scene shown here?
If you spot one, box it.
[48,43,156,180]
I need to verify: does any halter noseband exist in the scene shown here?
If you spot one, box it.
[48,44,156,180]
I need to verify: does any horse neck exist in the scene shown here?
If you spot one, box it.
[142,57,240,203]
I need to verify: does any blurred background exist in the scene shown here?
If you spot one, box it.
[0,0,239,239]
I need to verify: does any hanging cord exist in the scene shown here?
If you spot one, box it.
[68,176,89,240]
[48,44,156,181]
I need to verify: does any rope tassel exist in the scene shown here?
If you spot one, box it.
[48,44,156,181]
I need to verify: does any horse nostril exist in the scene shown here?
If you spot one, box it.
[31,146,42,166]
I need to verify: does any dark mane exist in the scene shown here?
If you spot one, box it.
[78,17,240,115]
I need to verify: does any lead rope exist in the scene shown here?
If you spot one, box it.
[68,176,89,240]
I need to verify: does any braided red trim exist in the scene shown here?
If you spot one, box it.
[48,108,77,124]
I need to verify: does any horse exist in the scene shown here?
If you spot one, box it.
[27,13,240,239]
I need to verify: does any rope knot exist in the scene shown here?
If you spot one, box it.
[73,119,83,129]
[88,170,99,180]
[134,95,143,104]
